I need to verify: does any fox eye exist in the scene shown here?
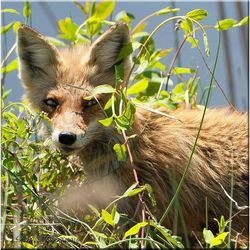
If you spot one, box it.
[44,98,58,108]
[84,99,98,109]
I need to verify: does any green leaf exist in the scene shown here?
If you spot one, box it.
[1,9,20,14]
[115,64,124,86]
[215,18,237,30]
[150,220,184,248]
[123,222,148,239]
[2,89,12,100]
[180,19,193,34]
[145,184,157,207]
[98,116,113,127]
[111,206,120,225]
[132,22,147,34]
[113,143,127,162]
[159,48,172,58]
[173,83,185,94]
[115,11,134,27]
[172,83,185,103]
[122,183,139,197]
[90,84,115,96]
[126,187,145,197]
[134,60,148,74]
[101,209,114,226]
[94,0,115,20]
[127,79,149,95]
[22,242,35,249]
[210,232,228,248]
[115,115,130,130]
[116,43,133,62]
[104,97,113,110]
[237,16,249,26]
[115,99,134,128]
[140,35,155,56]
[86,16,102,37]
[73,1,88,15]
[1,58,18,74]
[203,228,214,244]
[173,67,195,75]
[58,17,80,41]
[189,78,199,98]
[13,21,21,33]
[1,22,14,34]
[93,230,108,239]
[186,9,208,21]
[23,1,31,19]
[186,36,199,48]
[156,6,180,16]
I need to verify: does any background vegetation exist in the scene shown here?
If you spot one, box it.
[1,1,248,248]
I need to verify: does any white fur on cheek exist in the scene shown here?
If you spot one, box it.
[52,129,60,144]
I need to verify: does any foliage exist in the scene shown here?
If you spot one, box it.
[1,1,248,249]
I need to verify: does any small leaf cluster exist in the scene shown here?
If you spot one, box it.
[203,216,232,248]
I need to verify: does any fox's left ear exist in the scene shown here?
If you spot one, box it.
[89,22,131,73]
[17,25,61,88]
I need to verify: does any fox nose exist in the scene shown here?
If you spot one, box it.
[59,132,77,146]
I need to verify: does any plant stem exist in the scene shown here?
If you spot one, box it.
[1,43,16,68]
[205,196,208,249]
[165,36,187,90]
[159,31,221,225]
[227,143,234,248]
[121,129,146,248]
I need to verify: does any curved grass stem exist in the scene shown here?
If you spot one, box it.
[159,31,221,225]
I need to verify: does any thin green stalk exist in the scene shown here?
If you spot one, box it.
[1,43,17,68]
[205,196,208,249]
[159,31,221,225]
[170,172,190,248]
[132,12,159,34]
[1,170,9,244]
[227,148,234,248]
[195,40,236,111]
[165,36,187,89]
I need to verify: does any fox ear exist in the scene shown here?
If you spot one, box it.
[89,23,131,72]
[17,25,60,88]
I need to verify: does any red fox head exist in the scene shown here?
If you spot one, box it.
[17,23,131,155]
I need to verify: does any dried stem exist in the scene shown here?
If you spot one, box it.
[165,36,187,89]
[121,129,146,248]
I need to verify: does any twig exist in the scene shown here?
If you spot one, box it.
[133,102,182,122]
[219,183,249,211]
[1,43,17,68]
[195,42,236,111]
[165,36,187,89]
[191,231,203,249]
[121,129,146,248]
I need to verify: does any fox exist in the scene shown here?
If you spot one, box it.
[17,23,248,242]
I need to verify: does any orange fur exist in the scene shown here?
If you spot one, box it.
[17,23,248,240]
